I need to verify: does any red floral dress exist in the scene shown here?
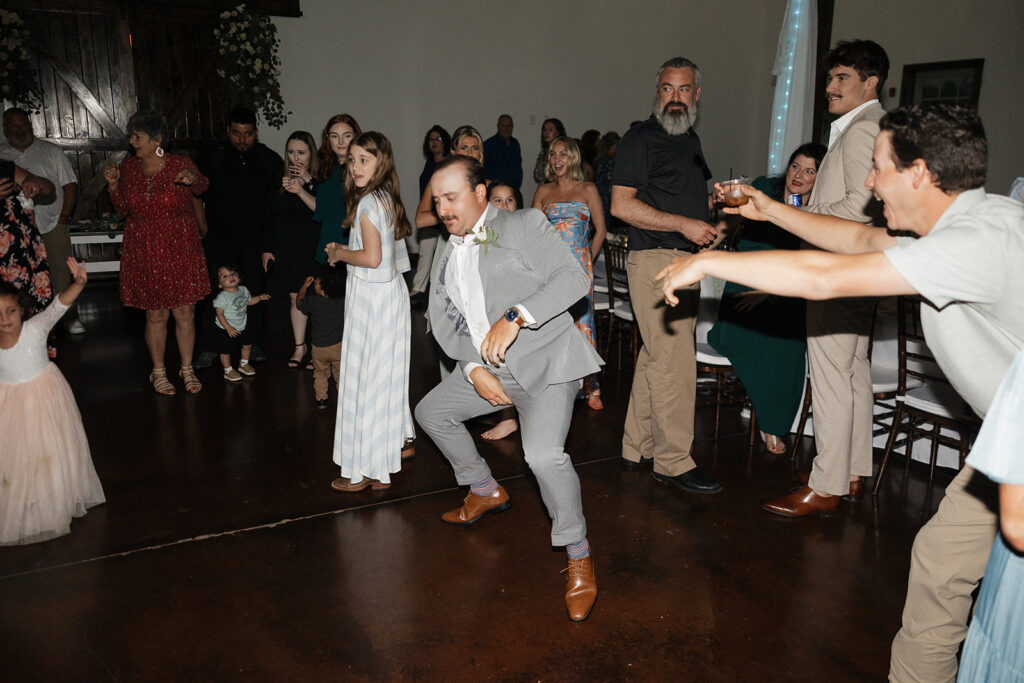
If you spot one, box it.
[0,160,52,312]
[109,154,211,309]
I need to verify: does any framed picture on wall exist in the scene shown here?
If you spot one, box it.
[900,59,984,108]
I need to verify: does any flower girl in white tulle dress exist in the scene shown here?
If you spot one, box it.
[0,257,105,545]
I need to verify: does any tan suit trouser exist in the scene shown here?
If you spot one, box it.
[311,341,341,400]
[805,298,876,496]
[41,224,72,297]
[622,249,698,477]
[889,465,998,682]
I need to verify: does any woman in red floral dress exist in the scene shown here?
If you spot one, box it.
[105,110,210,395]
[0,160,55,313]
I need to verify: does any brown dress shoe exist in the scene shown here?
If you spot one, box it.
[762,486,840,517]
[331,477,390,492]
[565,555,597,622]
[794,470,864,501]
[441,485,510,525]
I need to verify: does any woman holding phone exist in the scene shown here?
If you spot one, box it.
[264,131,321,368]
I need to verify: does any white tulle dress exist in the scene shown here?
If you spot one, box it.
[0,298,105,545]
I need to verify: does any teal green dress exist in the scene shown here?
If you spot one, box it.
[313,163,349,263]
[707,175,806,435]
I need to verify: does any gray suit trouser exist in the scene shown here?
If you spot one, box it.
[415,366,586,546]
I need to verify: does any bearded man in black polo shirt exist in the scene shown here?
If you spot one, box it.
[610,56,722,494]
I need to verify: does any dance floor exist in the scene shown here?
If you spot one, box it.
[0,279,953,681]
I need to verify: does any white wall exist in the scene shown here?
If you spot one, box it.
[266,0,787,225]
[831,0,1024,193]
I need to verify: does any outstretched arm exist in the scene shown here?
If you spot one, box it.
[58,257,88,306]
[721,183,896,254]
[657,248,916,305]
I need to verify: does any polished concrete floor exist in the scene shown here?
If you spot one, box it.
[0,280,952,681]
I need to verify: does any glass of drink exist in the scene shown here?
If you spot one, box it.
[721,177,750,207]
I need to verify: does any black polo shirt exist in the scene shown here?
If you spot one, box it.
[613,115,712,252]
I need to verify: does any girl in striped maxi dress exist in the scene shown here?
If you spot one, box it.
[324,132,415,491]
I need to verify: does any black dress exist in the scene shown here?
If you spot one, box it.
[0,160,52,311]
[266,182,320,294]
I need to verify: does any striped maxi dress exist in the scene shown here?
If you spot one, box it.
[332,192,414,485]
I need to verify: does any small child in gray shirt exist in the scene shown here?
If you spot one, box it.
[296,266,346,408]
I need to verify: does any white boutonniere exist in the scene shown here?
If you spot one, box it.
[472,225,500,253]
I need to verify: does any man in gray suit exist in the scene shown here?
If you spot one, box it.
[761,39,890,517]
[415,156,603,621]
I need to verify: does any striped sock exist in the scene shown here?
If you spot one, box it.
[566,538,590,560]
[470,476,499,498]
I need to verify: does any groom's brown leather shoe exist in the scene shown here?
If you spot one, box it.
[762,486,840,517]
[565,556,597,622]
[794,470,864,501]
[441,485,510,525]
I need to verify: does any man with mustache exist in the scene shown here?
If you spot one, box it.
[760,39,890,517]
[416,156,603,621]
[610,56,721,494]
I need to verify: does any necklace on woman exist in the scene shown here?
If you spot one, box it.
[142,157,165,200]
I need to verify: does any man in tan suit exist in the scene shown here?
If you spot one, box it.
[761,39,890,516]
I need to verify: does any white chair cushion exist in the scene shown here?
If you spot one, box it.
[904,382,971,420]
[594,291,610,311]
[871,364,924,395]
[696,342,730,366]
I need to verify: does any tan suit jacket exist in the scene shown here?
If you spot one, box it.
[807,100,885,225]
[804,100,885,497]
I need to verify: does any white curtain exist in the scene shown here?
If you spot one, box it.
[766,0,818,176]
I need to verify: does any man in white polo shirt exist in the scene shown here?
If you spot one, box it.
[1,107,82,333]
[657,104,1024,683]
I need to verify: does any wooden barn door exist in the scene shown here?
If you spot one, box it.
[11,4,136,219]
[5,1,300,219]
[7,2,224,219]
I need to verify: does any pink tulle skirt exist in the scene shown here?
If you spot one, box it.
[0,363,105,545]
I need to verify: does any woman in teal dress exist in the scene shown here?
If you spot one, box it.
[532,136,607,409]
[286,114,362,261]
[707,142,825,453]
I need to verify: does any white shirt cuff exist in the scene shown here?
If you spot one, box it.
[515,304,536,327]
[464,362,484,383]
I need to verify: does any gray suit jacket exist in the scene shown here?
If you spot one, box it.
[429,204,603,396]
[808,100,885,224]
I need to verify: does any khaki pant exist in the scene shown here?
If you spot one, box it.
[42,224,73,304]
[622,249,699,477]
[311,341,341,401]
[889,465,998,682]
[805,297,876,496]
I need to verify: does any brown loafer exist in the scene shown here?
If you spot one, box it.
[441,485,510,525]
[762,486,839,517]
[331,477,390,492]
[794,471,863,501]
[565,555,597,622]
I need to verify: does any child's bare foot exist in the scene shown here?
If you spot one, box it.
[481,418,518,441]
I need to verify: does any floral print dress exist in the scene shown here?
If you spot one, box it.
[0,160,52,312]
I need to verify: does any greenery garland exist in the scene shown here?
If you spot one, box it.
[0,8,43,112]
[213,4,288,128]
